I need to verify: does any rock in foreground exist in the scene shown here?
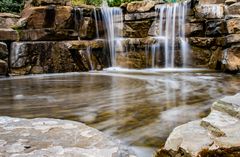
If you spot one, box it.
[0,117,131,157]
[157,93,240,157]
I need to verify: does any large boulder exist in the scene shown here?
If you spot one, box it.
[156,93,240,157]
[0,116,132,157]
[10,40,107,74]
[126,1,155,13]
[10,41,80,74]
[17,6,73,30]
[221,46,240,73]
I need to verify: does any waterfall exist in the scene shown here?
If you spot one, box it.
[155,2,189,68]
[101,1,123,67]
[93,8,100,38]
[74,7,84,40]
[11,42,26,68]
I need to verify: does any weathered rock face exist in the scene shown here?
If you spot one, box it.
[0,117,131,157]
[0,29,18,41]
[126,1,155,13]
[19,6,72,30]
[0,59,8,76]
[156,93,240,157]
[10,40,107,75]
[0,13,20,28]
[24,0,72,8]
[0,42,8,60]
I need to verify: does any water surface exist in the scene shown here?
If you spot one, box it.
[0,71,239,156]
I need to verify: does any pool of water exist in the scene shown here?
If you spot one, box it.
[0,71,239,156]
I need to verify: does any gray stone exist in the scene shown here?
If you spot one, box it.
[124,12,156,21]
[0,117,131,157]
[157,93,240,157]
[226,34,240,44]
[227,2,240,15]
[0,59,8,75]
[195,4,224,19]
[0,42,8,60]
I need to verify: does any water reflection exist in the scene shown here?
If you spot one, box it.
[0,72,239,152]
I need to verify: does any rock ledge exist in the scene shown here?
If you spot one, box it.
[157,93,240,157]
[0,117,131,157]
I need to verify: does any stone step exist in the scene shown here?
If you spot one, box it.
[212,93,240,118]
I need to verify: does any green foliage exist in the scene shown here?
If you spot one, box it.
[0,0,24,13]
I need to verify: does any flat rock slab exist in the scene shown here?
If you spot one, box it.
[0,117,128,157]
[157,93,240,157]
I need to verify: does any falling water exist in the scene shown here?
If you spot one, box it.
[74,7,84,40]
[154,2,189,68]
[93,8,100,38]
[86,46,94,70]
[101,1,123,67]
[10,42,26,68]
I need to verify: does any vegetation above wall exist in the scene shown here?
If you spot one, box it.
[0,0,24,13]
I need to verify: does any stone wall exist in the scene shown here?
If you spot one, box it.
[0,0,240,75]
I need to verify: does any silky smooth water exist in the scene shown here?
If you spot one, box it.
[0,72,239,156]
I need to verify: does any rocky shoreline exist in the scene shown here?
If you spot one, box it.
[156,93,240,157]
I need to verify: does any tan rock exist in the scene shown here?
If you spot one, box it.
[0,29,18,41]
[222,46,240,72]
[0,13,20,28]
[126,1,155,13]
[227,18,240,34]
[18,6,72,29]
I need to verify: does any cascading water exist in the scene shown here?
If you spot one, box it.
[152,2,189,68]
[100,1,123,67]
[73,7,84,40]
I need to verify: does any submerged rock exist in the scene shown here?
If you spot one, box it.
[156,93,240,157]
[0,117,132,157]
